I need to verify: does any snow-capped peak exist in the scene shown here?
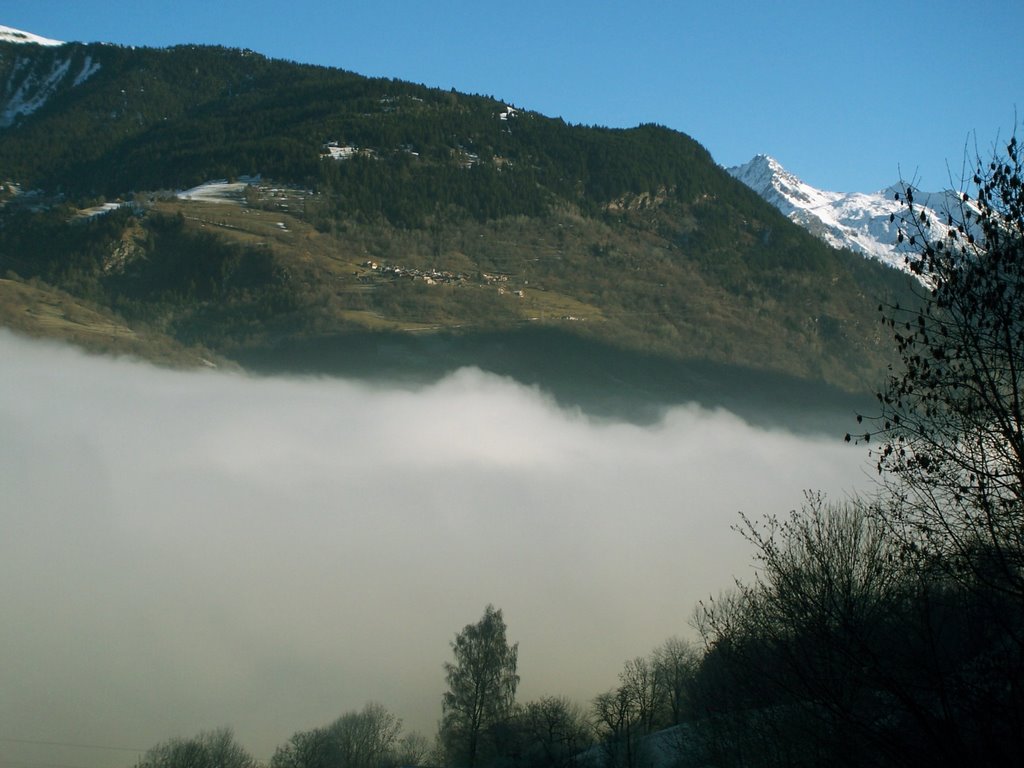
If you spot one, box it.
[727,154,962,274]
[734,154,787,184]
[0,25,64,47]
[728,154,848,216]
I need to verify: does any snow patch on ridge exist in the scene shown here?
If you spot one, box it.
[0,25,64,47]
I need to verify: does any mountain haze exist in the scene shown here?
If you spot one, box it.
[0,31,913,398]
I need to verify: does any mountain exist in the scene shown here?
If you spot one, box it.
[727,154,964,273]
[0,33,914,398]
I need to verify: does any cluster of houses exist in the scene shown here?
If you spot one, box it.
[321,141,428,162]
[481,271,523,297]
[321,102,519,166]
[378,94,425,113]
[320,142,378,161]
[455,147,481,169]
[362,260,466,286]
[361,261,526,297]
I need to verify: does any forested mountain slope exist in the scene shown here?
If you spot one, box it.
[0,37,913,394]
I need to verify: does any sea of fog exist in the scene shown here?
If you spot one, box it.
[0,330,874,766]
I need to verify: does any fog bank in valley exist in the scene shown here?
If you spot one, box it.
[0,330,872,766]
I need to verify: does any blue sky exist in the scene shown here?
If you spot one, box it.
[3,0,1022,193]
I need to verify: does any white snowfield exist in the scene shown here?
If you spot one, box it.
[0,24,64,47]
[176,177,260,204]
[76,202,126,218]
[727,154,968,274]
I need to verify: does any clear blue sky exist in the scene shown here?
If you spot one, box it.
[3,0,1022,193]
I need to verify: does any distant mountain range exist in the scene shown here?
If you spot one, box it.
[727,154,964,274]
[0,25,914,397]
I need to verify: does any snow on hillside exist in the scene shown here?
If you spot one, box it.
[0,32,101,128]
[727,154,966,274]
[0,25,64,47]
[73,55,101,86]
[0,56,73,127]
[177,177,260,204]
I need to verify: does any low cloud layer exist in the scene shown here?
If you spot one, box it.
[0,331,872,765]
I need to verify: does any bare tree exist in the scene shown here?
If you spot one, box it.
[590,638,702,766]
[440,604,519,768]
[691,498,923,765]
[650,636,699,726]
[136,728,255,768]
[591,686,643,768]
[863,131,1024,605]
[271,703,403,768]
[392,732,431,768]
[617,656,660,736]
[515,696,593,768]
[691,490,1024,766]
